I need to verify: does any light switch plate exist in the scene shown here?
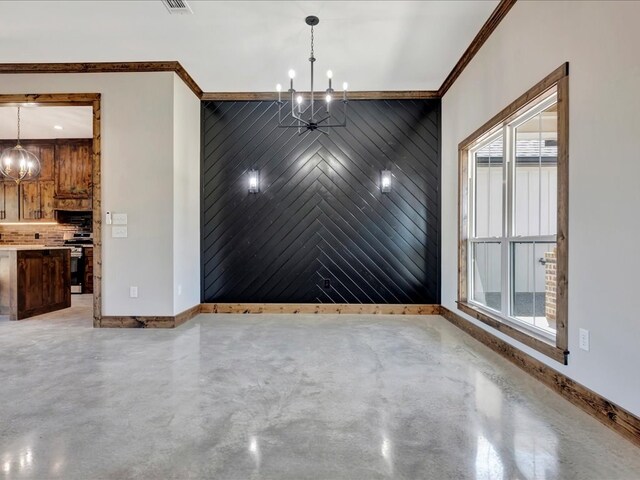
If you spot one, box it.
[579,328,590,351]
[112,226,128,238]
[112,213,128,225]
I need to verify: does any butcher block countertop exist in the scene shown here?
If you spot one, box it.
[0,245,72,251]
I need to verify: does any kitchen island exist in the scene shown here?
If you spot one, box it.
[0,246,71,320]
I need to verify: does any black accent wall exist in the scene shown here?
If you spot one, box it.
[201,100,440,304]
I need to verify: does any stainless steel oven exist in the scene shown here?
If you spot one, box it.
[69,247,83,294]
[64,233,93,294]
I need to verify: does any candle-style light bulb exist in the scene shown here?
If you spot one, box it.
[342,82,348,101]
[297,95,303,113]
[327,70,333,79]
[276,83,282,102]
[288,69,296,91]
[325,94,332,103]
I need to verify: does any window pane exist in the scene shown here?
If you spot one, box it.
[471,242,501,311]
[511,242,557,334]
[474,136,503,238]
[514,105,558,237]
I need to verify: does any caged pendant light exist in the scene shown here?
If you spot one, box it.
[275,16,348,134]
[0,106,41,184]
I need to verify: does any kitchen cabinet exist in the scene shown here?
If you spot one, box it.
[0,139,91,223]
[20,180,56,221]
[0,247,71,320]
[0,182,19,221]
[55,140,92,199]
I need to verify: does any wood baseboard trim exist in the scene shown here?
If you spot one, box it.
[439,306,640,448]
[200,303,440,315]
[97,304,201,329]
[174,304,202,327]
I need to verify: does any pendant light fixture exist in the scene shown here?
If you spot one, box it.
[276,16,348,134]
[0,106,41,184]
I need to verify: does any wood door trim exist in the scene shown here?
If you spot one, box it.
[438,0,518,97]
[439,306,640,448]
[0,93,103,323]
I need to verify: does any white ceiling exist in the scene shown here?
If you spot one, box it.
[0,1,498,92]
[0,106,93,139]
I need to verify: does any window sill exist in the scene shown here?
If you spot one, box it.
[456,301,568,364]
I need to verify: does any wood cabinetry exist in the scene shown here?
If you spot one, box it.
[55,141,92,199]
[83,246,93,294]
[0,182,19,221]
[0,139,92,223]
[0,247,71,320]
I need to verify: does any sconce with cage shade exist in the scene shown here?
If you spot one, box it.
[0,107,41,184]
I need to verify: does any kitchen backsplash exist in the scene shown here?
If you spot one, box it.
[0,224,86,246]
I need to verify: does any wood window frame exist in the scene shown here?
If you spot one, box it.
[457,63,569,364]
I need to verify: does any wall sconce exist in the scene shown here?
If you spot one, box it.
[381,170,391,193]
[248,169,259,193]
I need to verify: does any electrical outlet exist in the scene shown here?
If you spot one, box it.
[324,279,331,289]
[35,233,40,239]
[130,286,138,298]
[579,328,590,351]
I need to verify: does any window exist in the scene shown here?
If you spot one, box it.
[458,64,569,363]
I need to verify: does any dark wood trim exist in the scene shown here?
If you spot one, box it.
[555,74,569,352]
[174,304,201,327]
[459,63,569,150]
[0,62,203,98]
[98,304,201,328]
[0,93,102,325]
[457,301,566,363]
[92,96,102,322]
[456,63,570,363]
[438,0,518,97]
[0,93,99,106]
[439,306,640,448]
[201,303,440,315]
[200,91,440,101]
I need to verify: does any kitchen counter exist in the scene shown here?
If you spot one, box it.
[0,247,71,320]
[0,245,72,251]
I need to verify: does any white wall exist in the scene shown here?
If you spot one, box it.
[172,75,201,314]
[0,71,201,316]
[442,0,640,415]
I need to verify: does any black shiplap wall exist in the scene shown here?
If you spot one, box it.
[201,100,440,304]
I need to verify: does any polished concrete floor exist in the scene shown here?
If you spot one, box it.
[1,297,639,479]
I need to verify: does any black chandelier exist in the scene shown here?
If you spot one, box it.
[276,15,348,134]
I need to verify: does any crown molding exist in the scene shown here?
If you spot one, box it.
[0,1,517,101]
[438,0,517,97]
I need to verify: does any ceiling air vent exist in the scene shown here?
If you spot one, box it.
[162,0,193,14]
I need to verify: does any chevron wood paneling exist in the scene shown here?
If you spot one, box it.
[201,99,440,304]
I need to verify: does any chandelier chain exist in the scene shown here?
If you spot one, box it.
[311,25,314,58]
[17,107,21,144]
